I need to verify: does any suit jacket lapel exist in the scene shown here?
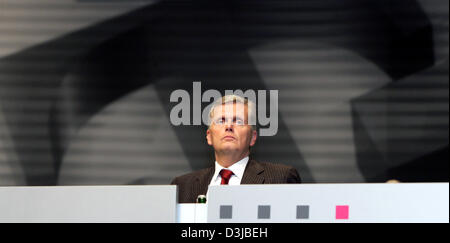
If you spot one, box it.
[241,159,265,184]
[193,166,215,199]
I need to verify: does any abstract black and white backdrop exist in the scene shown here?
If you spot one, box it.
[0,0,448,186]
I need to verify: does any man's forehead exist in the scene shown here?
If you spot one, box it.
[212,103,247,117]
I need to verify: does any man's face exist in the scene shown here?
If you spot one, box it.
[206,102,257,156]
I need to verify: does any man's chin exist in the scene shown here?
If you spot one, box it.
[217,145,239,153]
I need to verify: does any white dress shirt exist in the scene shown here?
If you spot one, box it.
[205,156,249,199]
[209,156,249,186]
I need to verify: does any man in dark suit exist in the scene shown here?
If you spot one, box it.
[171,95,301,203]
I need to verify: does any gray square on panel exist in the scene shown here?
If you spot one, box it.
[220,205,233,219]
[258,205,271,219]
[297,205,309,219]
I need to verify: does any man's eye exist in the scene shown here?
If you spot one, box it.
[216,118,225,124]
[235,119,244,125]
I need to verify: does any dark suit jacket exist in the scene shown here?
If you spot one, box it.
[171,159,301,203]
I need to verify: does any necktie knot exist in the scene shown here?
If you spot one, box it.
[219,169,234,185]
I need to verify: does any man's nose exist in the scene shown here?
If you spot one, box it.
[225,122,234,132]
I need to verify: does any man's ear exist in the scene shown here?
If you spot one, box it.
[206,129,212,146]
[249,129,257,147]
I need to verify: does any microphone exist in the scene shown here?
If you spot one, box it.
[196,195,207,204]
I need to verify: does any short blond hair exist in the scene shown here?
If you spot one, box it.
[208,95,256,130]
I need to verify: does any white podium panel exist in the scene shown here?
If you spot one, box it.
[207,183,449,223]
[177,204,208,223]
[0,185,177,223]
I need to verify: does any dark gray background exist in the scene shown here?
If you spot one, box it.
[0,0,448,186]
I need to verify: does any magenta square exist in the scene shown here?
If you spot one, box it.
[335,205,349,220]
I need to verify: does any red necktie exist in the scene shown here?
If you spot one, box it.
[219,169,234,185]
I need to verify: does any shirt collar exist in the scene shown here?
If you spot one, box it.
[213,156,249,180]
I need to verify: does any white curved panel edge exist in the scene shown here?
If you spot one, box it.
[0,185,177,223]
[1,184,448,223]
